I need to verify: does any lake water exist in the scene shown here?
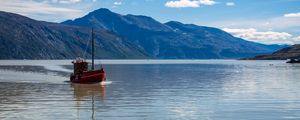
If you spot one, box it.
[0,60,300,120]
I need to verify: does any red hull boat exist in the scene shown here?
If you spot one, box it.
[70,63,106,83]
[70,28,106,84]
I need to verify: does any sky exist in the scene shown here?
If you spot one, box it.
[0,0,300,45]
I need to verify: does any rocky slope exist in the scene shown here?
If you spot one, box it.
[0,9,287,59]
[63,8,286,59]
[0,11,148,59]
[246,44,300,60]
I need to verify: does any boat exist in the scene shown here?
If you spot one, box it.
[70,28,106,83]
[286,59,300,63]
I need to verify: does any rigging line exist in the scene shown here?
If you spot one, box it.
[75,34,83,57]
[83,32,92,60]
[95,31,103,67]
[98,40,103,68]
[82,29,102,67]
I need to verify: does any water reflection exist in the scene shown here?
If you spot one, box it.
[1,60,300,119]
[71,83,106,120]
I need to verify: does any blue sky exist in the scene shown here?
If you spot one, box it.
[0,0,300,44]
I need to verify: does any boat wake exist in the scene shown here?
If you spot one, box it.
[43,65,72,73]
[100,81,112,85]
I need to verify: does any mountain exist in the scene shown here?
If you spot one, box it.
[0,9,287,59]
[62,8,286,59]
[246,44,300,60]
[0,11,148,59]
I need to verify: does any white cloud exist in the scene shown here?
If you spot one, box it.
[114,1,122,5]
[223,28,296,44]
[203,15,300,44]
[293,36,300,42]
[226,2,235,6]
[199,0,216,5]
[206,16,300,36]
[51,0,81,4]
[165,0,200,8]
[284,12,300,17]
[165,0,216,8]
[0,0,83,22]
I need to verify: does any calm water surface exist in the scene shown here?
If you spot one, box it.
[0,60,300,120]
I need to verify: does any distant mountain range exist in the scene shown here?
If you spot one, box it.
[246,44,300,60]
[0,11,148,59]
[0,8,288,59]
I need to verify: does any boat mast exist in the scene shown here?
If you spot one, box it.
[92,28,95,70]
